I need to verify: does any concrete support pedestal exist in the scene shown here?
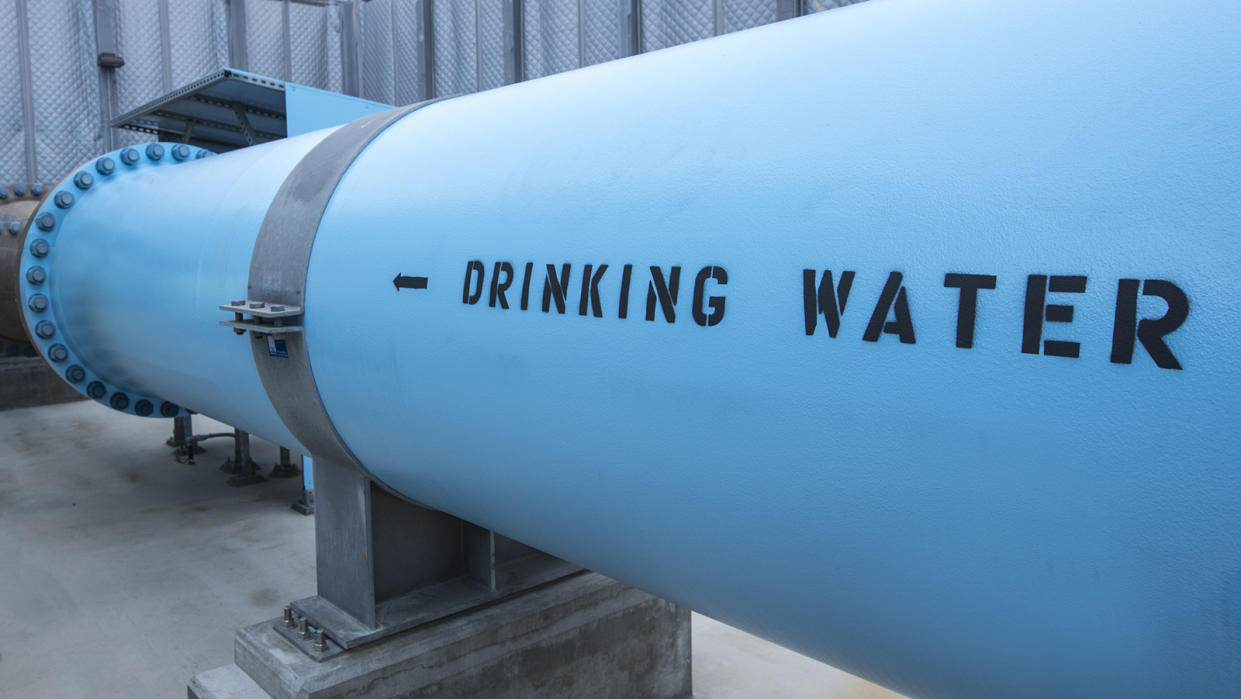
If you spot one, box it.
[189,572,691,698]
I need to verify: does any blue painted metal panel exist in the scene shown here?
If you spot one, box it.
[17,1,1241,695]
[285,83,392,138]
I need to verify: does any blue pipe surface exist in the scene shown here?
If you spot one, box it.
[16,0,1241,696]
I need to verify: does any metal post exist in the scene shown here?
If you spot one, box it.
[92,0,124,152]
[228,0,249,70]
[388,0,398,104]
[474,0,481,91]
[92,0,123,62]
[225,427,241,469]
[222,428,266,486]
[157,0,173,92]
[622,0,641,57]
[14,0,37,184]
[270,446,301,478]
[576,0,585,68]
[421,0,436,99]
[503,0,524,84]
[292,454,315,515]
[339,1,361,97]
[280,0,293,82]
[166,414,205,456]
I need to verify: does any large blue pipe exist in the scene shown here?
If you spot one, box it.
[14,0,1241,695]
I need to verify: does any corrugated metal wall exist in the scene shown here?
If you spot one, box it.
[1,0,863,186]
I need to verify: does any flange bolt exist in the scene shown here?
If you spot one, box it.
[298,617,311,640]
[160,401,179,418]
[30,184,43,196]
[27,294,48,312]
[54,191,74,209]
[110,392,129,410]
[7,222,18,235]
[35,321,55,338]
[0,188,8,199]
[66,365,85,383]
[36,213,55,231]
[134,400,154,416]
[95,157,115,176]
[146,144,164,161]
[12,184,25,196]
[74,172,93,190]
[283,607,295,628]
[313,629,328,653]
[87,381,107,399]
[231,300,245,306]
[172,144,191,161]
[26,267,46,284]
[30,239,50,257]
[195,150,211,159]
[48,345,69,362]
[249,302,265,309]
[120,148,139,166]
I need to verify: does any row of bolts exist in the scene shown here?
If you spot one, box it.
[0,183,45,199]
[284,605,330,652]
[2,185,45,236]
[1,145,193,204]
[3,146,199,236]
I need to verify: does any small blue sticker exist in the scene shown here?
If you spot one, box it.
[267,336,288,358]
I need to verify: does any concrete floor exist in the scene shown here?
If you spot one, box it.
[0,401,901,698]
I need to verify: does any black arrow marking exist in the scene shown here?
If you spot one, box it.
[393,274,429,291]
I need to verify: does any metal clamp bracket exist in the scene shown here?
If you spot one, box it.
[219,299,303,337]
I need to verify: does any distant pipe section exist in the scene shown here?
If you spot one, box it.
[0,184,45,348]
[10,1,1241,696]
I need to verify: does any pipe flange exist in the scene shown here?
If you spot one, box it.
[16,143,214,417]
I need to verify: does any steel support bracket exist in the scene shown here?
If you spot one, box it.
[277,457,583,661]
[218,300,303,338]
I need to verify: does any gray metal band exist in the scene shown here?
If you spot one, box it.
[247,103,425,467]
